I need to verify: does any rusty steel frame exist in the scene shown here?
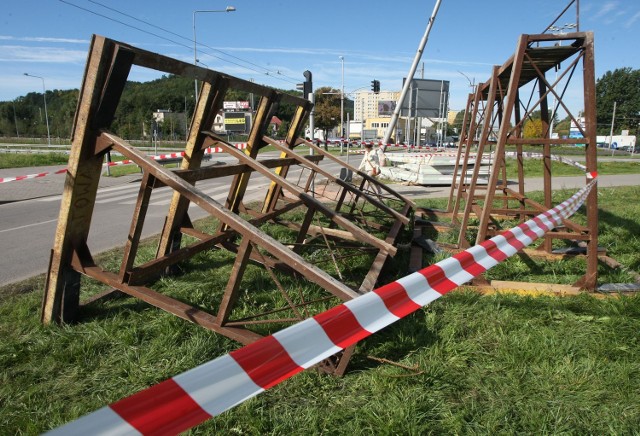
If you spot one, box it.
[42,35,414,373]
[443,31,598,290]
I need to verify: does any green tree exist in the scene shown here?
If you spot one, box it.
[596,68,640,135]
[313,86,341,149]
[276,120,290,139]
[0,75,309,141]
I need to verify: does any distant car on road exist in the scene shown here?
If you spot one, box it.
[620,145,639,153]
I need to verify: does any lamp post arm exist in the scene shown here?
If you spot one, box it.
[192,8,236,100]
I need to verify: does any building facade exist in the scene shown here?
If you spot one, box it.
[353,90,400,121]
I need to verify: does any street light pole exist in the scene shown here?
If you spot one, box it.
[609,100,617,155]
[24,73,51,146]
[381,0,443,150]
[12,102,19,138]
[193,6,236,100]
[339,56,344,137]
[339,56,345,153]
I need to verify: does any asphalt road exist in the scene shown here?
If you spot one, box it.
[0,154,638,287]
[0,152,370,287]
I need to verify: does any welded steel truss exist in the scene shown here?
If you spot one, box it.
[42,35,414,373]
[445,31,598,290]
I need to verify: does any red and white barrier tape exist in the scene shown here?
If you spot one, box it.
[0,144,250,184]
[1,141,444,184]
[46,174,597,435]
[0,168,68,184]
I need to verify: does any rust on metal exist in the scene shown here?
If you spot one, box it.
[441,29,599,291]
[42,35,414,374]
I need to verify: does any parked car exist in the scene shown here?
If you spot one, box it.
[620,145,639,153]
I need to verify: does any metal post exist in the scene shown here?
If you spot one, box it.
[24,73,51,146]
[340,56,345,154]
[12,102,19,138]
[309,92,315,197]
[346,111,350,164]
[192,11,198,99]
[381,0,442,149]
[609,100,617,155]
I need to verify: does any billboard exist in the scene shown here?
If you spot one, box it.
[224,112,247,132]
[378,101,396,116]
[400,79,449,118]
[223,101,251,110]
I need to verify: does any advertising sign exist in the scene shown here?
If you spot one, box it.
[224,112,246,132]
[223,101,251,110]
[378,101,396,116]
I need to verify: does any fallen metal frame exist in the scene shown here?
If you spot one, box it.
[42,35,414,374]
[442,31,598,290]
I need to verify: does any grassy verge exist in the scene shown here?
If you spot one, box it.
[0,152,69,169]
[502,157,640,177]
[418,186,640,285]
[1,185,639,433]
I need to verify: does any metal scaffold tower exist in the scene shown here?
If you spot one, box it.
[445,29,599,290]
[41,35,415,374]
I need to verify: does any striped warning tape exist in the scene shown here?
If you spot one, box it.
[46,174,597,435]
[1,142,443,184]
[0,144,250,184]
[0,168,68,184]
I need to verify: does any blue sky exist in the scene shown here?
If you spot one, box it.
[1,0,638,112]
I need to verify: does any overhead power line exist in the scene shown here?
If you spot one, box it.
[58,0,299,87]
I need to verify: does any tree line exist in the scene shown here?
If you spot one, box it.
[1,68,637,142]
[0,75,303,142]
[449,67,639,140]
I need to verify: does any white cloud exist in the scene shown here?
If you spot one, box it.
[594,1,619,19]
[0,45,87,63]
[0,35,88,44]
[626,11,640,28]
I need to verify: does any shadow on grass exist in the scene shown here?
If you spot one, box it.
[348,310,441,373]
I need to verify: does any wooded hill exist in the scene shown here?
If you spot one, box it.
[0,75,301,141]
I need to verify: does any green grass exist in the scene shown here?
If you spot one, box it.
[2,284,639,434]
[502,144,640,158]
[417,186,640,285]
[1,184,640,433]
[2,147,639,182]
[502,156,640,178]
[0,152,69,169]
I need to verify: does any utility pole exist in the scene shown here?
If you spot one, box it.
[381,0,442,150]
[12,102,19,138]
[609,100,617,155]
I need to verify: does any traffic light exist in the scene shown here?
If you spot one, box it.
[296,70,313,99]
[371,79,380,93]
